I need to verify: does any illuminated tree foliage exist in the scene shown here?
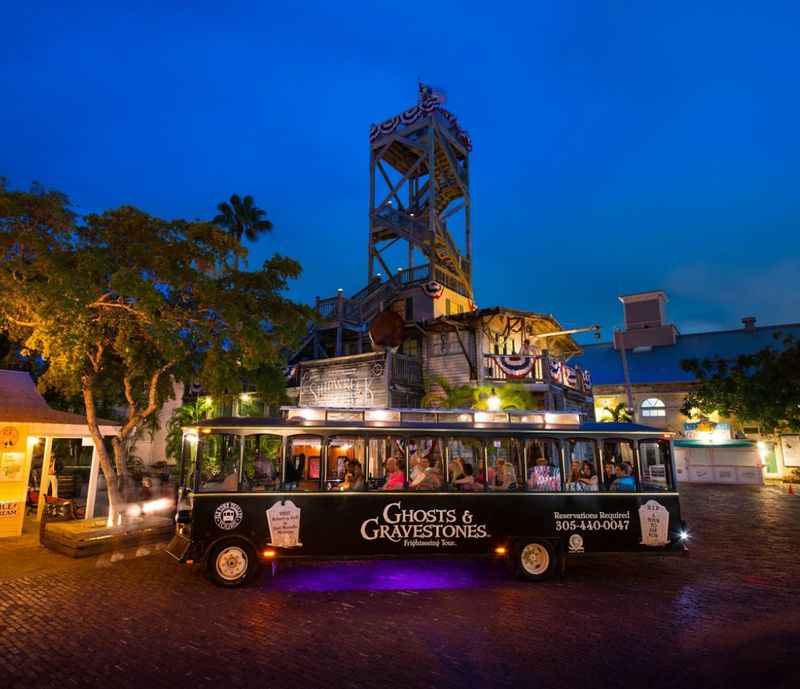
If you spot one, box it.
[0,182,310,512]
[681,335,800,434]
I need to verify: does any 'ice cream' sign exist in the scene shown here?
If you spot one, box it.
[638,500,670,546]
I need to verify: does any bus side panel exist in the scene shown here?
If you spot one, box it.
[190,492,685,559]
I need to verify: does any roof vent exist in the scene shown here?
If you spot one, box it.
[742,316,756,332]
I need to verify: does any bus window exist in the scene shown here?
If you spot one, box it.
[638,440,672,491]
[565,439,599,492]
[327,436,366,491]
[286,436,321,491]
[196,433,241,492]
[487,438,522,491]
[241,434,282,491]
[446,437,485,491]
[526,438,562,491]
[367,436,406,491]
[601,439,637,491]
[408,436,445,491]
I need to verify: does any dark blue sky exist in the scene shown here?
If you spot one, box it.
[2,2,799,343]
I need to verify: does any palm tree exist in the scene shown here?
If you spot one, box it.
[213,194,273,270]
[601,402,632,423]
[421,374,476,409]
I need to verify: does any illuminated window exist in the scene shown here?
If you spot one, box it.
[641,398,666,417]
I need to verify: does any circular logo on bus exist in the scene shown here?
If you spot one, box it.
[214,502,243,530]
[568,533,584,553]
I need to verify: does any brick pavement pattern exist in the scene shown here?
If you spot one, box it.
[1,484,798,689]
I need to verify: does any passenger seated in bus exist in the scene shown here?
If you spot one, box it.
[382,457,405,491]
[285,453,304,489]
[410,456,442,490]
[491,459,517,491]
[349,461,366,491]
[528,457,561,491]
[409,451,424,483]
[579,461,598,490]
[449,457,469,490]
[253,452,276,486]
[603,460,616,490]
[610,462,636,492]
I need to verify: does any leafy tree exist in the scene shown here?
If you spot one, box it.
[213,194,273,270]
[599,402,632,423]
[165,397,215,463]
[681,335,800,434]
[0,183,310,515]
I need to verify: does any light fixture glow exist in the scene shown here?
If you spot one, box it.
[679,530,690,541]
[262,549,277,559]
[487,388,501,411]
[494,546,507,556]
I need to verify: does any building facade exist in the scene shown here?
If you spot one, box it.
[572,291,800,480]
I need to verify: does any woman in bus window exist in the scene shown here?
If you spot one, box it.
[491,459,517,491]
[382,457,405,491]
[578,461,599,491]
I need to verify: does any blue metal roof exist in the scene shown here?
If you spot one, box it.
[573,323,800,386]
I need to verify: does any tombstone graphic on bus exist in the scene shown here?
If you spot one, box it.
[638,500,670,547]
[266,500,303,548]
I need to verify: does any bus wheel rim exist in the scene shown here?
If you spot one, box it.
[521,543,549,575]
[216,546,248,581]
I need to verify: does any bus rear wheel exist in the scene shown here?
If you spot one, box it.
[207,540,259,588]
[515,540,556,582]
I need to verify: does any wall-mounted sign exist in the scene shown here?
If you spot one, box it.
[299,358,387,408]
[0,453,25,482]
[0,427,19,450]
[0,501,20,519]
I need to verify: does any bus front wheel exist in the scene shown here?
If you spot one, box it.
[207,540,259,588]
[515,540,556,582]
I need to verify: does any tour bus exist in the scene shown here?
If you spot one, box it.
[168,407,688,587]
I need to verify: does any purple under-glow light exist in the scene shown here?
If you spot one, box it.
[263,559,505,592]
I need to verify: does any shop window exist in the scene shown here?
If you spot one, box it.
[565,439,599,492]
[526,438,562,491]
[241,434,283,491]
[445,299,452,315]
[638,440,672,491]
[197,433,242,492]
[641,398,666,417]
[486,438,523,491]
[408,436,446,491]
[367,436,407,491]
[326,436,366,491]
[601,439,637,491]
[405,297,414,321]
[447,437,485,491]
[286,436,322,491]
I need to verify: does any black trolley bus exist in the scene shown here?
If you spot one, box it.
[168,407,688,587]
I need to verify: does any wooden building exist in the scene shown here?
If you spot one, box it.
[287,85,595,416]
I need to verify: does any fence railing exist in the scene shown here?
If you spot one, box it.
[482,354,592,395]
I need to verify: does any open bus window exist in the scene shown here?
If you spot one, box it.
[601,439,637,491]
[241,434,282,491]
[408,436,445,491]
[526,438,562,491]
[446,437,485,491]
[197,433,241,492]
[565,439,599,492]
[327,436,366,491]
[368,436,406,491]
[487,438,523,491]
[638,440,672,491]
[286,436,321,491]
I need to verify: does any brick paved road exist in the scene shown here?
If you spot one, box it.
[1,484,798,689]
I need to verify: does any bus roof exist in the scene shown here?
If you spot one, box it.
[187,416,669,436]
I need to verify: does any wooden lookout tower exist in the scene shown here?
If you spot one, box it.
[368,84,473,302]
